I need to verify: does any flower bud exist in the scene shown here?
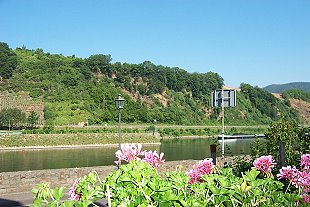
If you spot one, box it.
[240,181,251,193]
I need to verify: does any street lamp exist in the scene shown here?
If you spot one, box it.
[8,119,14,131]
[153,119,157,136]
[115,94,125,151]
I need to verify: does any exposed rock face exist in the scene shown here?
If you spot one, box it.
[271,93,309,124]
[289,99,310,124]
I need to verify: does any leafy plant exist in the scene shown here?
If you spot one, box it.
[31,144,310,206]
[253,120,310,167]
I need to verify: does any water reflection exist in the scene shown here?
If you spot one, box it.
[160,138,217,161]
[160,138,257,161]
[0,138,262,172]
[0,145,159,172]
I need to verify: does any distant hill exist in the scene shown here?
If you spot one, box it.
[263,82,310,93]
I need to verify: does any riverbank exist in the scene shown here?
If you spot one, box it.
[0,133,161,148]
[168,135,215,139]
[0,142,162,151]
[0,124,268,149]
[0,132,220,149]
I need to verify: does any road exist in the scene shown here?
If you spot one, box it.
[0,192,108,207]
[0,192,33,207]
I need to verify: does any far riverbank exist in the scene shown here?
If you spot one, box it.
[0,133,160,149]
[0,125,267,149]
[0,142,162,151]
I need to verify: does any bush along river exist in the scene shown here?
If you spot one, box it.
[0,137,260,172]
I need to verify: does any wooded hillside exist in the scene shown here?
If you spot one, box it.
[0,42,303,126]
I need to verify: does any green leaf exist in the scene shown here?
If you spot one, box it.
[52,186,65,200]
[220,167,233,176]
[217,177,229,187]
[60,200,75,207]
[159,202,171,207]
[30,199,42,207]
[244,169,260,181]
[208,185,220,194]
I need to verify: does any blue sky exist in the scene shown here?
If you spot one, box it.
[1,0,309,88]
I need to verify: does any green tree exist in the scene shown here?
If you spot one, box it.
[80,65,93,80]
[86,54,112,76]
[27,111,39,129]
[0,108,26,129]
[253,120,310,167]
[282,89,310,102]
[0,42,17,79]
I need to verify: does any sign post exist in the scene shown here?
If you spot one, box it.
[211,89,236,156]
[221,89,225,156]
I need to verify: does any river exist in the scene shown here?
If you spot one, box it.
[0,137,257,172]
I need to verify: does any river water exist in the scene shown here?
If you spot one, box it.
[0,138,257,172]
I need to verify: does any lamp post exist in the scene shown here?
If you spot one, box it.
[115,94,125,151]
[8,119,14,131]
[153,119,157,136]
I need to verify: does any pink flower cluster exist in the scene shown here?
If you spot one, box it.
[301,154,310,172]
[253,155,276,175]
[115,144,143,165]
[277,166,310,192]
[187,158,214,184]
[115,143,165,168]
[277,154,310,204]
[68,177,81,201]
[144,150,165,168]
[277,166,300,182]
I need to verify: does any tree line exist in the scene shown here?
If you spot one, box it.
[0,108,39,130]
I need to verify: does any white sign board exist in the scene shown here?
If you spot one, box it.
[211,90,236,108]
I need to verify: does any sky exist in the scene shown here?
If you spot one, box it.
[0,0,309,88]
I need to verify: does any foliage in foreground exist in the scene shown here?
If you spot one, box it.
[31,144,310,207]
[251,120,310,168]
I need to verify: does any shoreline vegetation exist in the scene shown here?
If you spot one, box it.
[0,125,268,149]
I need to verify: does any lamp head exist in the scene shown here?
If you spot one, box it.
[115,94,125,110]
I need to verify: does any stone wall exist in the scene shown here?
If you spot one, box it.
[0,165,116,195]
[0,91,44,125]
[0,158,234,195]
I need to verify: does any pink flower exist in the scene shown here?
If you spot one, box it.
[277,166,310,192]
[68,177,81,201]
[301,154,310,172]
[303,194,310,203]
[187,169,202,184]
[143,150,165,168]
[253,155,276,175]
[115,144,143,165]
[277,166,299,181]
[187,158,214,184]
[297,171,310,192]
[114,144,165,168]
